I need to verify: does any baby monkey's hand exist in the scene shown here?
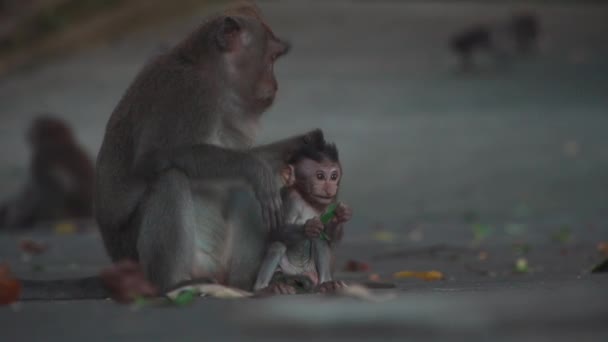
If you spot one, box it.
[332,202,353,224]
[304,217,324,238]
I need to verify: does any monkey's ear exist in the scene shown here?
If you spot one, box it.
[281,165,295,187]
[216,16,241,51]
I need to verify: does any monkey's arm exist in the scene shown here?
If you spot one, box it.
[271,223,308,244]
[136,144,261,181]
[136,143,283,229]
[251,129,324,169]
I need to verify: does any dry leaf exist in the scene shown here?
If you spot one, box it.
[19,239,48,255]
[344,260,371,272]
[54,221,77,235]
[368,273,381,282]
[393,270,444,281]
[0,263,11,278]
[372,231,395,242]
[334,284,396,302]
[597,242,608,256]
[0,264,22,305]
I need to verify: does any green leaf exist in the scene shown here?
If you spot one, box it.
[320,203,339,224]
[472,223,493,244]
[552,225,572,244]
[171,289,197,306]
[514,258,529,273]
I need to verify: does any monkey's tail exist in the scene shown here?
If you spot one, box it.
[19,276,109,300]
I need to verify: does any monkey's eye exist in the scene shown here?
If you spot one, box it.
[330,173,338,181]
[316,172,325,180]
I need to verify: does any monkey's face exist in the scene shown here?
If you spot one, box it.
[217,12,290,111]
[294,158,341,206]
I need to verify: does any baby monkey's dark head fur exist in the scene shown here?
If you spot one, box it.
[283,142,342,210]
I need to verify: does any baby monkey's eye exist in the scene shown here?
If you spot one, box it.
[330,173,338,181]
[316,173,325,180]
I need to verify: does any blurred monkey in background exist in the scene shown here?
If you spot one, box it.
[0,115,94,229]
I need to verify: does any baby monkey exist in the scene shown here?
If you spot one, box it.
[254,142,352,294]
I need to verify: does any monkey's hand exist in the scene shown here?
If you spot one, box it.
[249,155,284,231]
[332,202,352,224]
[316,280,348,293]
[304,217,324,239]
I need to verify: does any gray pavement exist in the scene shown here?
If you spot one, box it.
[1,0,608,341]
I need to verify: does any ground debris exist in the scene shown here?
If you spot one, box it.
[597,242,608,256]
[343,259,371,272]
[0,263,22,305]
[332,284,397,302]
[393,270,444,281]
[19,239,48,255]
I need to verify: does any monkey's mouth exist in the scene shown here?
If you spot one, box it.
[313,195,334,201]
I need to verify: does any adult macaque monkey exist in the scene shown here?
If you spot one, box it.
[95,2,324,293]
[254,143,352,294]
[0,115,94,229]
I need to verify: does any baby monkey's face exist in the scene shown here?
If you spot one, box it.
[283,158,341,206]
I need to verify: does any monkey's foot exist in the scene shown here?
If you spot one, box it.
[315,280,347,294]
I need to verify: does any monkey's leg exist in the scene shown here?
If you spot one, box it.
[253,242,286,291]
[136,169,197,291]
[313,239,333,284]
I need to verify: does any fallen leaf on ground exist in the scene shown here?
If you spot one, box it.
[344,260,371,272]
[170,289,197,306]
[54,221,77,235]
[514,257,529,273]
[368,273,381,282]
[471,223,493,245]
[597,242,608,256]
[0,263,10,278]
[393,270,444,281]
[19,239,48,255]
[333,284,396,302]
[551,225,572,244]
[478,251,488,261]
[372,231,396,242]
[562,140,580,157]
[0,264,22,305]
[99,259,159,304]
